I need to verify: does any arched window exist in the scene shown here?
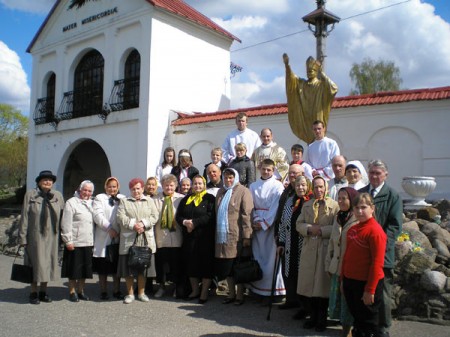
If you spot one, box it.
[73,50,104,118]
[46,73,56,122]
[123,49,140,109]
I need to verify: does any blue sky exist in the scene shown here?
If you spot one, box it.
[0,0,449,113]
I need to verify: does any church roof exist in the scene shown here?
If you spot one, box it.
[27,0,239,53]
[172,86,450,126]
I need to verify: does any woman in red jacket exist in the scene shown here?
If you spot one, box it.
[341,192,387,337]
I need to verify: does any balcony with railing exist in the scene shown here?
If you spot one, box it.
[33,97,55,125]
[57,89,103,121]
[108,78,140,112]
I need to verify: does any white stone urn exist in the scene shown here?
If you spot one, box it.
[402,176,436,209]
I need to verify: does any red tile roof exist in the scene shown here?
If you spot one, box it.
[27,0,239,53]
[173,86,450,126]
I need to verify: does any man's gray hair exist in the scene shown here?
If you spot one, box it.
[368,159,388,172]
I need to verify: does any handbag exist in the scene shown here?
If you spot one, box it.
[128,233,152,271]
[105,238,119,264]
[10,247,33,284]
[233,248,263,284]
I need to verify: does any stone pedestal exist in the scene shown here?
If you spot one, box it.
[402,176,437,210]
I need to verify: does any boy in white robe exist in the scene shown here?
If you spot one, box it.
[249,159,286,299]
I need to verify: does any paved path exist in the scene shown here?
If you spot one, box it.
[0,254,448,337]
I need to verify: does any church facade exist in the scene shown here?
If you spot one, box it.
[27,0,238,198]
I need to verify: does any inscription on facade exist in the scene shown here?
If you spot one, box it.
[62,7,118,33]
[63,22,77,32]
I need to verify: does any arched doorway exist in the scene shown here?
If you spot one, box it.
[63,140,111,200]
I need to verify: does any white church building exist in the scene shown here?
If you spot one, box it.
[27,0,450,200]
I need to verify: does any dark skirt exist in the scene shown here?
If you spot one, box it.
[61,246,93,280]
[214,258,235,281]
[155,247,182,284]
[92,257,117,276]
[117,254,156,278]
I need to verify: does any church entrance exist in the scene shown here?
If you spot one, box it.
[62,139,111,200]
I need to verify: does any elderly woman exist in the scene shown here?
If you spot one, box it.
[345,160,368,191]
[215,168,253,306]
[115,178,159,304]
[18,170,64,304]
[145,177,159,198]
[325,187,359,337]
[228,142,256,187]
[179,177,192,195]
[61,180,95,302]
[92,177,125,300]
[176,175,216,304]
[276,175,312,313]
[296,176,339,331]
[171,149,199,192]
[153,174,185,298]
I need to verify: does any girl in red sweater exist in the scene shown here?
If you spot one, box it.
[342,193,387,337]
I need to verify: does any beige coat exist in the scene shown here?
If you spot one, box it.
[325,214,358,276]
[296,197,339,297]
[114,196,159,255]
[153,192,184,248]
[215,184,253,258]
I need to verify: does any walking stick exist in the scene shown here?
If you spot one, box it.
[267,252,281,321]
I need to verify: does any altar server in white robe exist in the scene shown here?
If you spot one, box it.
[249,159,286,297]
[306,120,340,181]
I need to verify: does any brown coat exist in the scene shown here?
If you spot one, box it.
[215,184,253,258]
[296,197,339,297]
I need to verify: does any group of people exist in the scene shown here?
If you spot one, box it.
[18,112,402,337]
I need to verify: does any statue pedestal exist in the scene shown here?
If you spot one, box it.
[402,176,436,210]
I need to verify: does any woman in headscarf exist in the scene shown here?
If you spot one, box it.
[325,187,359,337]
[18,170,65,304]
[61,180,95,302]
[345,160,368,191]
[215,168,253,306]
[115,178,159,304]
[176,175,215,304]
[92,177,125,300]
[296,176,339,331]
[171,149,199,192]
[276,175,312,314]
[153,174,185,298]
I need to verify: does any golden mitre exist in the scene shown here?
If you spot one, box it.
[306,56,321,71]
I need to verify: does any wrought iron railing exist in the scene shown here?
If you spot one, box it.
[33,97,56,125]
[108,78,140,111]
[57,89,103,120]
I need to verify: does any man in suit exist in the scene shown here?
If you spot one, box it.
[359,159,403,337]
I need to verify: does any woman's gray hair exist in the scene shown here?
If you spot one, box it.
[368,159,388,172]
[74,180,94,197]
[161,174,178,186]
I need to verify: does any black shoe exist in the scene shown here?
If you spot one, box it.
[279,302,298,310]
[315,324,326,332]
[77,293,90,301]
[222,297,235,304]
[292,309,308,320]
[198,298,208,304]
[113,291,124,300]
[69,293,79,302]
[39,292,52,303]
[29,292,40,305]
[234,298,245,306]
[303,319,316,329]
[100,292,109,300]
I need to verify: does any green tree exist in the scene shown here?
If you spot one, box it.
[0,104,28,186]
[349,58,402,95]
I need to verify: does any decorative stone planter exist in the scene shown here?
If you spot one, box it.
[402,176,437,210]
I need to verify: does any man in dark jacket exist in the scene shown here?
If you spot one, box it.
[359,159,403,337]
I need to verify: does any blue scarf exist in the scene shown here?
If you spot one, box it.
[216,169,239,244]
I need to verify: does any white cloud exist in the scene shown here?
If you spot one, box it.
[0,41,30,112]
[0,0,54,14]
[189,0,450,108]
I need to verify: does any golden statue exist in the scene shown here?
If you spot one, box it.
[283,53,338,144]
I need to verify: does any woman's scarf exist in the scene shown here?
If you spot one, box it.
[312,176,329,223]
[216,169,240,244]
[161,194,175,231]
[336,187,359,226]
[38,188,58,236]
[185,176,207,207]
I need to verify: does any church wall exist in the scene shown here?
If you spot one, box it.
[171,99,450,199]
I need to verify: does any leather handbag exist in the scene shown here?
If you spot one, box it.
[128,233,152,271]
[233,254,263,284]
[105,238,119,264]
[10,247,33,284]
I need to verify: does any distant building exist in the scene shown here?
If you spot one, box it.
[27,0,239,198]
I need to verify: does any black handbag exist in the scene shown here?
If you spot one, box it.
[10,247,33,284]
[233,253,263,284]
[128,233,152,271]
[105,238,119,264]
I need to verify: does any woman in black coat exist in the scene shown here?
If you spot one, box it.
[171,149,199,192]
[176,175,215,304]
